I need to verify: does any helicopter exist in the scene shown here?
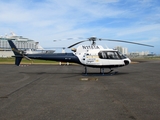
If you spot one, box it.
[7,37,154,75]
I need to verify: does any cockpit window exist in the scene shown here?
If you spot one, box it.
[98,51,106,59]
[107,51,120,59]
[98,51,122,59]
[118,51,126,59]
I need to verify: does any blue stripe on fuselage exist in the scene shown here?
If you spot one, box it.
[27,53,81,64]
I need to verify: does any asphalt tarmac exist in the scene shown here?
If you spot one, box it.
[0,60,160,120]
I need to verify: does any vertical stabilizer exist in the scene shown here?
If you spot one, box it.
[8,40,21,56]
[15,57,23,66]
[8,40,23,66]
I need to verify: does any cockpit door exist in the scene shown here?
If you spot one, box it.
[107,51,124,65]
[98,51,124,66]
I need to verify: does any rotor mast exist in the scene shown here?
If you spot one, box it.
[89,36,98,46]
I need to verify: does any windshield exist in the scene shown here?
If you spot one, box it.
[118,51,126,59]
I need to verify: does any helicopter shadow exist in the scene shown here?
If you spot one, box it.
[19,71,131,77]
[81,71,129,76]
[19,71,81,75]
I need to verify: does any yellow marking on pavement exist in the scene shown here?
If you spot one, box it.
[80,77,98,81]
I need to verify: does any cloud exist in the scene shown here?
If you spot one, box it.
[137,37,159,44]
[0,0,126,25]
[117,24,160,36]
[0,0,160,53]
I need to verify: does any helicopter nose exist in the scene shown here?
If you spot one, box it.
[124,58,131,65]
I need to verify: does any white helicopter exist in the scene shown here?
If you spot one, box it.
[8,37,153,75]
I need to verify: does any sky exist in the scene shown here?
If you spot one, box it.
[0,0,160,54]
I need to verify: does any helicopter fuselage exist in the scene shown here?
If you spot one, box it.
[24,47,131,68]
[75,48,131,68]
[8,40,131,69]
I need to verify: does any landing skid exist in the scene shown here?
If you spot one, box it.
[83,66,118,76]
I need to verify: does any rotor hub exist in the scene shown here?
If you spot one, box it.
[89,36,97,41]
[89,37,97,45]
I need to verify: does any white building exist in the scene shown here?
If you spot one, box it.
[0,32,41,57]
[115,46,128,55]
[130,51,149,56]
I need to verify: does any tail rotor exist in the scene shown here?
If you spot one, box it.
[8,40,32,66]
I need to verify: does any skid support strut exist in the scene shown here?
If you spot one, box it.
[84,66,87,75]
[100,68,105,75]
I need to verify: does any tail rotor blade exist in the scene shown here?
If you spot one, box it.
[23,55,32,61]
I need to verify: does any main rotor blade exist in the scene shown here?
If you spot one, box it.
[101,39,154,47]
[68,40,88,48]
